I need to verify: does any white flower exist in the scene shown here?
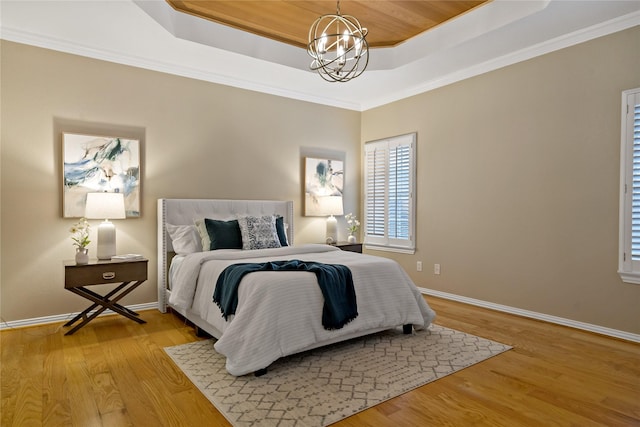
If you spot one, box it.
[345,213,360,233]
[70,217,91,249]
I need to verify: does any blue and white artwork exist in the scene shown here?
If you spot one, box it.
[304,157,344,216]
[63,133,141,218]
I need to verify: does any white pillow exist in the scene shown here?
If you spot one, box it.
[166,223,202,254]
[194,219,211,252]
[237,215,282,250]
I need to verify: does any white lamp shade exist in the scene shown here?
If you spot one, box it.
[85,192,126,220]
[314,196,344,216]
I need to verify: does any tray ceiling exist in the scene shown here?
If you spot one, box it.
[166,0,488,48]
[2,1,639,110]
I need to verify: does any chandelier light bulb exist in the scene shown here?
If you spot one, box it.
[319,33,327,54]
[337,44,345,66]
[354,38,362,58]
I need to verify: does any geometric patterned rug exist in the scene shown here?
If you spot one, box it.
[164,324,512,427]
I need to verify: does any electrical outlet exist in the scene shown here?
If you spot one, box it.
[416,261,422,272]
[434,264,441,275]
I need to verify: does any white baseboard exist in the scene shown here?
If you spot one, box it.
[419,287,640,344]
[4,295,639,344]
[0,302,158,331]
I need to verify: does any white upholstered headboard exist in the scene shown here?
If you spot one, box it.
[157,198,294,312]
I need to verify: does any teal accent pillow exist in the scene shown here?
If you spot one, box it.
[204,218,243,250]
[276,216,288,246]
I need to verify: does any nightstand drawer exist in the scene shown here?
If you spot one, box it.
[65,260,148,288]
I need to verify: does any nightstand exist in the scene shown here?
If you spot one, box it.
[63,258,148,335]
[334,242,363,253]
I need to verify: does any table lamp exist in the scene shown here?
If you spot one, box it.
[316,196,343,244]
[85,192,126,259]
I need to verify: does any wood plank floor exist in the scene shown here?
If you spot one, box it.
[1,296,639,426]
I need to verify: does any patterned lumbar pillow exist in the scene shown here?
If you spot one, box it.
[237,215,282,250]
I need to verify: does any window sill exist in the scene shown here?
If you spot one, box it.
[618,270,640,285]
[364,244,415,255]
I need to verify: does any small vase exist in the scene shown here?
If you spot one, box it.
[75,247,89,265]
[347,233,357,244]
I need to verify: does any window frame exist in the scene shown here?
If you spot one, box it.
[618,87,640,284]
[363,132,416,254]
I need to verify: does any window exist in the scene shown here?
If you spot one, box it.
[364,133,416,253]
[619,88,640,284]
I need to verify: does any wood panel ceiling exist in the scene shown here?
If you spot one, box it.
[166,1,489,49]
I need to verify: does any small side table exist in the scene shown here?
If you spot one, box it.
[63,258,148,335]
[334,242,363,253]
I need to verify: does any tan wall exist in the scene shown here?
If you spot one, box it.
[2,26,639,335]
[362,26,640,334]
[0,41,361,321]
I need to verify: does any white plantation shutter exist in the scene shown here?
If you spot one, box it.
[619,88,640,284]
[365,145,386,238]
[389,142,411,240]
[633,99,640,259]
[364,133,416,252]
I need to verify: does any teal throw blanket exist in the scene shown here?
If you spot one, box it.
[213,259,358,330]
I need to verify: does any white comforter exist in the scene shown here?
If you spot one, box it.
[169,244,436,376]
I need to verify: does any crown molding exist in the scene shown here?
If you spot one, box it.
[0,27,363,111]
[361,10,640,110]
[1,3,639,111]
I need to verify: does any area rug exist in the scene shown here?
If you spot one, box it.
[164,324,511,427]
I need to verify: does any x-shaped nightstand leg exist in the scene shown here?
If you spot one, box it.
[64,280,146,335]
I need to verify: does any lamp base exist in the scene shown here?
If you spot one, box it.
[326,215,338,245]
[96,220,116,260]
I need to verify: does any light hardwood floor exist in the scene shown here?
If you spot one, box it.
[2,296,639,426]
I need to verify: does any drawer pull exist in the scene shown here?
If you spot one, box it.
[103,272,116,280]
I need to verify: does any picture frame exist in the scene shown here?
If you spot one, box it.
[62,132,141,218]
[304,157,344,216]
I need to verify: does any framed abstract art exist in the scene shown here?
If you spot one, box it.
[304,157,344,216]
[62,132,141,218]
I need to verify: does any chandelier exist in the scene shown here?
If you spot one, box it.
[307,1,369,82]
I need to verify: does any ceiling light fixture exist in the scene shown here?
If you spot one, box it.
[307,0,369,82]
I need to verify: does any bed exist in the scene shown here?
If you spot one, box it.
[158,198,436,376]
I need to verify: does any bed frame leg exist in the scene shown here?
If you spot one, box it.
[403,324,412,334]
[195,327,211,338]
[255,368,268,377]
